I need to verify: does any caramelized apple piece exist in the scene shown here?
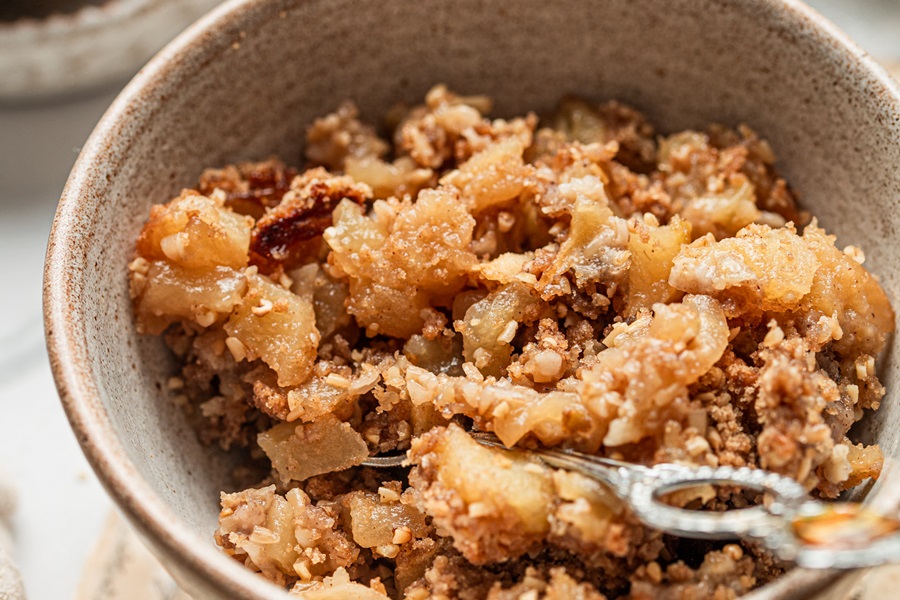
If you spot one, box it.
[342,491,429,548]
[257,416,368,483]
[250,168,370,271]
[625,215,690,317]
[131,260,246,334]
[409,424,553,563]
[225,274,319,387]
[198,159,298,219]
[136,190,252,270]
[669,223,819,318]
[460,282,542,377]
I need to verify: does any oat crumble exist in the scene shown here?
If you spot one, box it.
[130,85,895,599]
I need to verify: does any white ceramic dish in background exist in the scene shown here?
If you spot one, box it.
[806,0,900,60]
[0,0,220,101]
[44,0,900,598]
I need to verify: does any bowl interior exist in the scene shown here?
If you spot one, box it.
[47,0,900,597]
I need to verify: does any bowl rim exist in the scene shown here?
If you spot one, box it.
[43,0,900,598]
[45,2,293,597]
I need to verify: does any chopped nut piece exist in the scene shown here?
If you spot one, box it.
[392,526,413,545]
[224,336,249,362]
[252,298,274,316]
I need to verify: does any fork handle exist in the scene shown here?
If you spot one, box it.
[625,465,808,540]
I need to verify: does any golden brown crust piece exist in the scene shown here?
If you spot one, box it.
[250,168,372,272]
[199,158,298,220]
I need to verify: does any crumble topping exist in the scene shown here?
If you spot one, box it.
[130,85,894,599]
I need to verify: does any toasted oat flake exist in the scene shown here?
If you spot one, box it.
[378,487,401,503]
[844,245,866,264]
[392,526,413,545]
[324,373,352,389]
[497,320,518,344]
[251,298,274,316]
[249,525,280,544]
[762,321,785,347]
[349,368,381,395]
[293,559,313,581]
[375,544,400,559]
[225,336,248,362]
[194,310,217,327]
[160,232,188,262]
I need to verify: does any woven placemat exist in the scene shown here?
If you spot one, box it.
[75,511,190,600]
[0,470,25,600]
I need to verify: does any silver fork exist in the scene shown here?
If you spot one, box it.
[362,432,900,569]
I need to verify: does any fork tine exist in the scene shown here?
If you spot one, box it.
[359,432,632,486]
[360,454,407,468]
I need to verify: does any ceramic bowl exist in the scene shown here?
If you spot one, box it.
[44,0,900,598]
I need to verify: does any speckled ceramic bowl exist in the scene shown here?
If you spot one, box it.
[44,0,900,598]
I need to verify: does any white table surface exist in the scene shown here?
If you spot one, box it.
[0,85,122,600]
[0,2,897,599]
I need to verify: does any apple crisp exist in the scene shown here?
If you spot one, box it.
[130,85,895,599]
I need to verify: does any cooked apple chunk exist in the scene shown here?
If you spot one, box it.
[136,190,253,269]
[131,190,253,333]
[216,485,360,586]
[536,188,630,298]
[800,222,895,359]
[325,189,476,338]
[625,215,691,317]
[225,273,319,387]
[131,260,246,334]
[460,282,543,377]
[669,223,819,318]
[440,136,531,213]
[409,424,554,563]
[580,295,729,447]
[257,415,368,483]
[341,490,430,549]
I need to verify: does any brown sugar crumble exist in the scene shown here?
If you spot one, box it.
[130,85,895,599]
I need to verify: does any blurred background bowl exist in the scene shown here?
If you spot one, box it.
[0,0,219,102]
[44,0,900,598]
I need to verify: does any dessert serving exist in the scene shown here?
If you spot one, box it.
[128,85,895,599]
